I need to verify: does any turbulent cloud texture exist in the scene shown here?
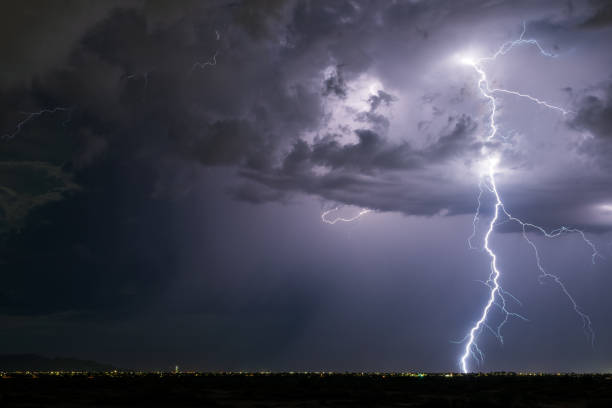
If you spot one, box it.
[1,0,612,370]
[2,0,612,228]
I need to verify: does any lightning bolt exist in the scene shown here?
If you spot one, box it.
[321,207,371,224]
[2,107,72,140]
[192,30,221,72]
[458,22,599,373]
[192,51,218,71]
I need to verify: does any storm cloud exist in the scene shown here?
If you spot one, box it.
[3,0,612,227]
[1,0,612,371]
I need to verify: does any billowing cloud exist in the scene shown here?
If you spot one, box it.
[2,0,612,320]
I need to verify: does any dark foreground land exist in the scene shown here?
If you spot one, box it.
[0,372,611,407]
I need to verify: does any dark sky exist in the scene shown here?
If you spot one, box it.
[1,0,612,372]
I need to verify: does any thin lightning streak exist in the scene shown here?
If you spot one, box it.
[125,30,220,94]
[321,207,371,224]
[192,51,218,71]
[192,30,220,72]
[2,107,72,140]
[480,21,557,62]
[4,32,220,141]
[490,87,573,115]
[459,23,598,373]
[467,182,484,249]
[460,163,504,372]
[511,216,595,346]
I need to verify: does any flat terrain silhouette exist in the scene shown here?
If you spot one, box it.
[0,354,117,372]
[0,372,610,407]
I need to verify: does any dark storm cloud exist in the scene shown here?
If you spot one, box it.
[322,66,348,99]
[571,81,612,141]
[1,0,611,322]
[354,90,397,130]
[367,90,396,112]
[0,0,554,228]
[0,0,327,317]
[0,0,130,89]
[230,112,481,214]
[0,161,77,232]
[1,0,612,375]
[307,114,477,173]
[566,80,612,178]
[580,0,612,28]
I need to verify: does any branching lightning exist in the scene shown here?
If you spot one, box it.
[321,207,371,224]
[458,22,599,373]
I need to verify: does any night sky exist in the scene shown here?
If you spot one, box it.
[1,0,612,373]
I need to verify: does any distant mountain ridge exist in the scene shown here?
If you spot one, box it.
[0,354,118,372]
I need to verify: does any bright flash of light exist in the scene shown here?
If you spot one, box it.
[599,204,612,213]
[458,55,477,66]
[321,207,372,224]
[458,22,598,373]
[368,80,383,96]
